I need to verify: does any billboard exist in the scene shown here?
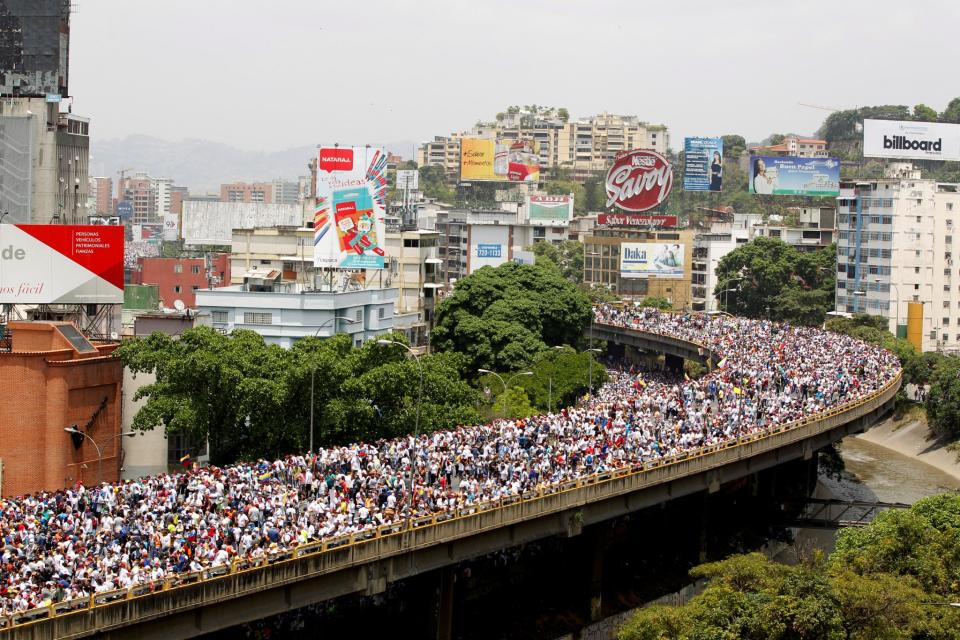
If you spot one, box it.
[140,223,164,244]
[161,213,179,241]
[605,150,674,212]
[683,137,723,192]
[863,119,960,162]
[182,201,301,246]
[620,241,685,279]
[314,146,388,269]
[469,224,509,273]
[396,169,419,191]
[460,138,540,182]
[527,195,573,226]
[0,225,124,304]
[597,213,677,228]
[748,156,840,197]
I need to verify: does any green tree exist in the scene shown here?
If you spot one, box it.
[714,237,836,324]
[511,347,607,412]
[557,107,570,123]
[492,386,536,419]
[529,240,584,283]
[639,296,672,310]
[925,356,960,437]
[941,97,960,124]
[432,262,591,374]
[914,103,940,122]
[544,179,586,214]
[721,134,747,160]
[418,164,454,202]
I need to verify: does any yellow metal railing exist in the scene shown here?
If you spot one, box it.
[2,326,902,634]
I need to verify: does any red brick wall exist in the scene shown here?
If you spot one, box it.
[133,256,229,308]
[0,332,122,497]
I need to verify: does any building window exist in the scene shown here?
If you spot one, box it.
[355,309,362,322]
[948,203,954,211]
[947,236,954,245]
[243,312,273,325]
[943,318,951,326]
[191,265,201,275]
[378,307,385,319]
[173,264,183,274]
[915,267,921,274]
[192,285,199,292]
[174,285,182,294]
[212,310,229,324]
[944,301,951,309]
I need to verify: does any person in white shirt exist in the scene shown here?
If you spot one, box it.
[752,158,776,195]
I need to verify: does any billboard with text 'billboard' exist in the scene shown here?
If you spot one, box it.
[0,225,124,304]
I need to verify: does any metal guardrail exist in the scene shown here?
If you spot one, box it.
[4,326,902,636]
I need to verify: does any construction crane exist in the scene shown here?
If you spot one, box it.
[798,102,845,113]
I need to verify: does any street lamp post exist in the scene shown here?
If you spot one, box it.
[64,428,136,485]
[377,339,424,519]
[309,316,358,452]
[720,276,745,314]
[478,369,534,417]
[586,348,602,397]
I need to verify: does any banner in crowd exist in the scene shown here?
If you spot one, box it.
[314,146,388,269]
[863,119,960,162]
[460,138,540,182]
[748,156,840,197]
[527,194,573,226]
[0,225,124,304]
[597,213,678,228]
[619,241,685,279]
[683,137,723,192]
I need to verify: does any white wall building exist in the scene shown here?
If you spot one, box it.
[196,273,398,349]
[691,214,760,312]
[835,163,960,353]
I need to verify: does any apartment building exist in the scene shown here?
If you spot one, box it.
[750,135,828,158]
[583,228,695,309]
[836,163,960,353]
[89,176,113,215]
[220,182,274,204]
[750,206,836,252]
[417,111,669,184]
[690,214,760,312]
[118,173,157,224]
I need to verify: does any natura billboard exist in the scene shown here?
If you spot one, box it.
[314,146,388,270]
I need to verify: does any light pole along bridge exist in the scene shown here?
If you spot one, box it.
[7,322,901,640]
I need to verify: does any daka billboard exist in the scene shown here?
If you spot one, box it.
[620,241,685,279]
[748,156,840,197]
[0,225,124,304]
[460,138,540,183]
[862,119,960,162]
[683,137,723,192]
[314,146,388,269]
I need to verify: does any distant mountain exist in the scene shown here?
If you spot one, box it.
[90,135,416,193]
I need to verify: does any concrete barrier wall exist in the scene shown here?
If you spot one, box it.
[7,326,902,640]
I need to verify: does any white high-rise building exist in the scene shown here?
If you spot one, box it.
[835,163,960,353]
[153,177,173,217]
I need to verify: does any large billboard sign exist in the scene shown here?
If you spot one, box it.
[0,225,124,304]
[314,146,388,269]
[748,156,840,197]
[620,241,685,279]
[683,137,723,192]
[597,213,677,228]
[527,195,573,226]
[863,119,960,162]
[460,138,540,182]
[468,224,509,274]
[605,150,674,212]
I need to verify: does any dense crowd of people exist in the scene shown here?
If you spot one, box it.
[0,307,900,617]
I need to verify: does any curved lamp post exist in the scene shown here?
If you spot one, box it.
[309,316,358,452]
[377,339,423,519]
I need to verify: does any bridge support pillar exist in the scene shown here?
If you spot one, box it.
[664,354,684,375]
[587,526,604,622]
[434,565,455,640]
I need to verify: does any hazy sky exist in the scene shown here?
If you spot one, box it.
[71,0,960,153]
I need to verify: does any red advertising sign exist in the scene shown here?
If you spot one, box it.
[605,150,674,212]
[0,225,124,304]
[318,147,354,173]
[597,213,678,228]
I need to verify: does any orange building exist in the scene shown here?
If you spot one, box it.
[0,322,122,497]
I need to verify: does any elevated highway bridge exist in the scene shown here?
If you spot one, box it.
[7,322,901,640]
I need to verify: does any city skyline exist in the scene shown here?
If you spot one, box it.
[71,0,960,153]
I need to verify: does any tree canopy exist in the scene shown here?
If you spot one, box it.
[118,329,482,464]
[714,237,836,325]
[431,262,592,374]
[529,239,584,283]
[619,494,960,640]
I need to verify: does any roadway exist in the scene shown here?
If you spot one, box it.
[7,322,901,640]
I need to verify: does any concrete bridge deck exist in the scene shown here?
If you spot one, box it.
[5,323,901,639]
